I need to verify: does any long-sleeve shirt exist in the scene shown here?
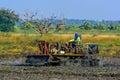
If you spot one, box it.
[70,37,80,44]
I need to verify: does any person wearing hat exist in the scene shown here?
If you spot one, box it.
[70,33,80,44]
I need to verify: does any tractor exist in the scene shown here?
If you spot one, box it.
[24,35,99,67]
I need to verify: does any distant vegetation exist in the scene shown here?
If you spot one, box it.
[0,8,120,34]
[0,8,19,32]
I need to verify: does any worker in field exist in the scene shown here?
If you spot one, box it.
[70,33,81,44]
[67,33,81,53]
[69,33,81,49]
[64,33,81,53]
[65,33,81,47]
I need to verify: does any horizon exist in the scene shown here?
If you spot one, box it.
[0,0,120,21]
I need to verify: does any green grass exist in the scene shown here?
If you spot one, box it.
[0,32,120,57]
[0,44,15,49]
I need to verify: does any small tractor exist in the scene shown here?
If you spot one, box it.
[24,35,100,67]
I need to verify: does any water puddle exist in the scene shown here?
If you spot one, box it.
[0,60,23,65]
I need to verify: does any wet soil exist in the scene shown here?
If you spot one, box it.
[0,56,120,80]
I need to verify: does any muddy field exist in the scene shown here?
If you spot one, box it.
[0,56,120,80]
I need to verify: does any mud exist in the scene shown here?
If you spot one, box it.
[0,56,120,80]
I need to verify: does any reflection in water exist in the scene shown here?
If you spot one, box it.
[0,60,22,65]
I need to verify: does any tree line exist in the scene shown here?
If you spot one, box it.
[0,8,120,33]
[78,21,120,30]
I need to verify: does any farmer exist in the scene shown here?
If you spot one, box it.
[69,33,80,44]
[68,33,81,48]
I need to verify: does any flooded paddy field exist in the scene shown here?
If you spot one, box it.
[0,56,120,80]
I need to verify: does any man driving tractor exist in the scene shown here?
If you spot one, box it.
[67,33,81,49]
[70,33,81,44]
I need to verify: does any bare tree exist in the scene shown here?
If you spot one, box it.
[20,11,65,35]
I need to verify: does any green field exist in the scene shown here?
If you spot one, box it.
[0,32,120,57]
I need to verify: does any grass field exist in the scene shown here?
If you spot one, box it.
[0,32,120,80]
[0,32,120,57]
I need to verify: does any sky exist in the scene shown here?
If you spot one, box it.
[0,0,120,21]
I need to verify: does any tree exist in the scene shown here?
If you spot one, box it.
[20,11,65,35]
[0,8,19,32]
[108,24,120,30]
[95,23,107,30]
[79,21,93,30]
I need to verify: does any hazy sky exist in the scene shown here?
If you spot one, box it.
[0,0,120,20]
